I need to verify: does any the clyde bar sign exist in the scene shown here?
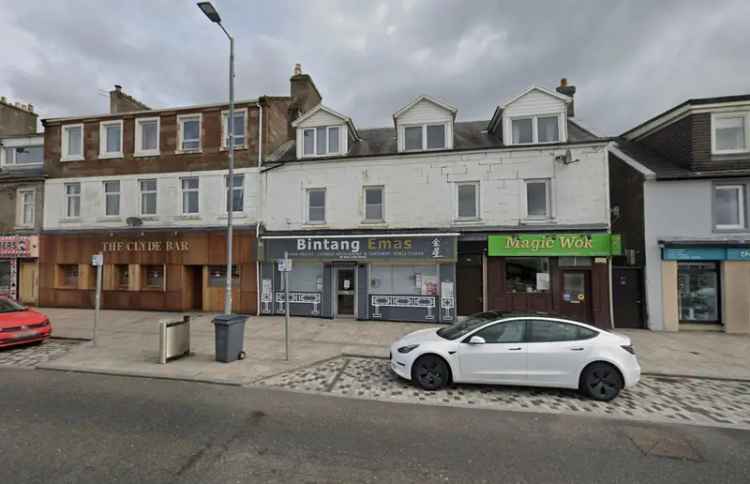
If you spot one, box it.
[264,234,457,261]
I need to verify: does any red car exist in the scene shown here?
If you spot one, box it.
[0,297,52,348]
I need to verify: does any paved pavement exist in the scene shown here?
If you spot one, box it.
[258,356,750,430]
[3,367,750,484]
[0,339,80,368]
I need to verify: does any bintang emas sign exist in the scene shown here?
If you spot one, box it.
[488,233,622,257]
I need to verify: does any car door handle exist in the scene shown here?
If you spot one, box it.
[570,347,584,351]
[507,347,523,351]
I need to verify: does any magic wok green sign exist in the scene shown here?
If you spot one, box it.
[488,233,622,257]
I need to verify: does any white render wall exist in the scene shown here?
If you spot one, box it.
[261,143,610,231]
[43,168,259,230]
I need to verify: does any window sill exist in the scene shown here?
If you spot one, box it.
[303,223,328,228]
[174,214,201,221]
[134,151,160,158]
[14,225,35,230]
[220,145,247,151]
[360,220,386,226]
[99,152,123,160]
[2,163,43,169]
[139,215,160,221]
[218,213,248,219]
[96,216,122,223]
[175,149,202,155]
[59,217,82,224]
[60,156,84,163]
[301,152,343,159]
[713,226,747,232]
[452,218,482,225]
[712,149,750,156]
[521,218,556,225]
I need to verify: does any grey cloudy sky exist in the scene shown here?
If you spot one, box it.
[1,0,748,135]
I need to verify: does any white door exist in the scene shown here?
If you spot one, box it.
[525,319,596,388]
[456,320,527,384]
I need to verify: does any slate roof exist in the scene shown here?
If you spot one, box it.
[271,119,605,163]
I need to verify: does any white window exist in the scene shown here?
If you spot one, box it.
[307,188,326,223]
[302,126,342,156]
[135,117,160,156]
[364,186,384,222]
[525,179,551,219]
[403,124,447,151]
[65,182,81,218]
[104,180,120,216]
[99,120,123,158]
[714,184,745,230]
[140,179,157,216]
[456,182,479,219]
[3,145,43,166]
[61,124,84,161]
[222,109,247,148]
[712,113,749,154]
[225,174,244,213]
[17,188,35,227]
[181,177,199,214]
[511,115,562,145]
[178,115,201,152]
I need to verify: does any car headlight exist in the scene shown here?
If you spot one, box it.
[397,344,419,354]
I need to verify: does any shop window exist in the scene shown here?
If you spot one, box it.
[58,264,79,288]
[208,265,239,288]
[142,265,165,290]
[559,256,592,267]
[713,184,746,230]
[678,262,720,323]
[0,260,10,293]
[369,264,438,296]
[505,257,549,293]
[285,262,324,292]
[115,265,129,290]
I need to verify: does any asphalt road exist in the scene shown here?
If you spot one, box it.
[1,368,749,484]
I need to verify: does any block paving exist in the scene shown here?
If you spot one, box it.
[0,339,82,369]
[258,356,750,430]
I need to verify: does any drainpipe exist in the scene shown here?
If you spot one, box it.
[256,101,263,315]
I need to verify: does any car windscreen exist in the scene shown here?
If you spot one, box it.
[437,312,503,340]
[0,298,25,313]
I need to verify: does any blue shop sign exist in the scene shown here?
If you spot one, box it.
[663,247,750,261]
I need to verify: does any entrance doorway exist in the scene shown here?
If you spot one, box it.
[559,270,592,323]
[612,267,645,328]
[456,254,483,315]
[185,266,203,310]
[19,261,38,305]
[335,268,355,317]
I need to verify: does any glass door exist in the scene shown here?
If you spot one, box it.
[678,262,720,323]
[336,268,355,316]
[559,270,592,323]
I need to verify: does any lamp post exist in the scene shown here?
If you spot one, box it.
[198,2,235,314]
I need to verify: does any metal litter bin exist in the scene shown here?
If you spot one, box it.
[213,314,248,363]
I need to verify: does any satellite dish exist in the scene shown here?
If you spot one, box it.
[554,149,580,165]
[126,217,143,227]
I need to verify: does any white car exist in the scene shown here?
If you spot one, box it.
[390,312,640,401]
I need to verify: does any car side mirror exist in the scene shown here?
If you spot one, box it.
[467,336,486,345]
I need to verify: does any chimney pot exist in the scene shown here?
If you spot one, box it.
[114,84,122,92]
[560,78,568,88]
[27,103,33,113]
[293,63,302,76]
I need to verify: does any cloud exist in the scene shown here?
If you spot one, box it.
[0,0,748,136]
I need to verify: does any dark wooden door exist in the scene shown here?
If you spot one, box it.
[456,255,483,315]
[559,270,592,323]
[191,266,203,310]
[612,267,645,328]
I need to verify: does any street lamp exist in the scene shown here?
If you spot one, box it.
[198,1,235,314]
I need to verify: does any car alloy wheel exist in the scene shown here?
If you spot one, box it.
[582,362,623,401]
[413,355,449,391]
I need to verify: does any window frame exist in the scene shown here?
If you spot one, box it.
[224,174,245,213]
[139,178,158,216]
[713,183,746,231]
[61,123,84,162]
[455,181,480,221]
[711,112,750,155]
[103,180,121,217]
[180,176,200,215]
[177,114,202,153]
[16,188,36,227]
[301,126,343,157]
[221,108,248,150]
[363,185,385,223]
[134,117,161,157]
[99,119,124,159]
[3,145,44,166]
[524,178,552,220]
[401,122,448,152]
[306,188,326,224]
[510,113,563,145]
[505,257,551,294]
[64,182,81,218]
[141,264,166,291]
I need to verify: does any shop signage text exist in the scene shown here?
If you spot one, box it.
[265,235,457,261]
[0,235,39,258]
[101,240,191,253]
[663,247,750,261]
[488,233,622,257]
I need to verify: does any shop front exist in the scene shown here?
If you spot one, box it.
[486,233,621,328]
[660,244,750,333]
[38,229,257,313]
[0,235,39,304]
[259,233,458,323]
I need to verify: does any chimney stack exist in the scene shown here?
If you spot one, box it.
[290,64,322,115]
[0,96,38,135]
[293,63,302,76]
[556,78,576,117]
[109,84,150,114]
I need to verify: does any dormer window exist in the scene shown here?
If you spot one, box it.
[303,126,341,156]
[712,113,749,154]
[511,115,560,145]
[403,123,448,151]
